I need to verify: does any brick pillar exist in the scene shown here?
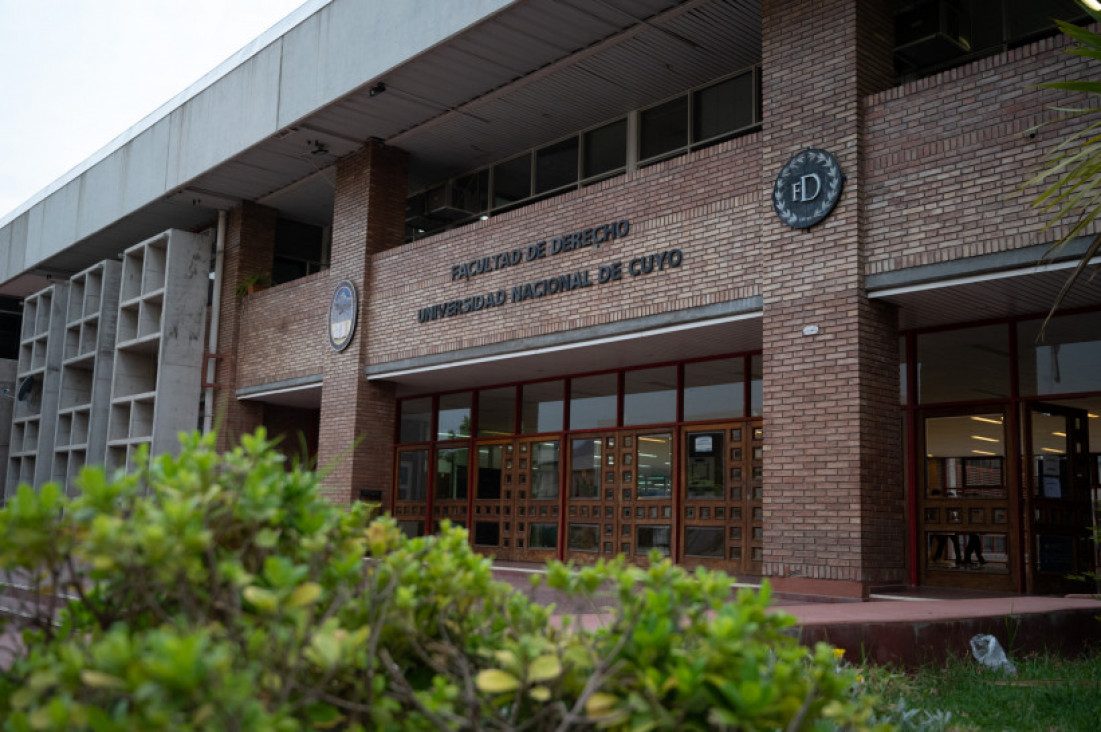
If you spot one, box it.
[318,141,407,504]
[759,0,905,597]
[214,202,276,451]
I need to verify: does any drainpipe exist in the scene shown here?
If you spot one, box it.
[204,210,227,435]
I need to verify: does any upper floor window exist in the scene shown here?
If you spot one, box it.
[405,66,760,241]
[894,0,1089,82]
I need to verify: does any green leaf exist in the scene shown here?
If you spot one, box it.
[80,670,127,690]
[286,582,323,609]
[527,654,562,683]
[243,585,279,614]
[475,669,521,693]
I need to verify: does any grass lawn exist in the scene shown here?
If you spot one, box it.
[865,652,1101,731]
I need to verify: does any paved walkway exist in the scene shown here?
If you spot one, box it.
[491,564,1101,667]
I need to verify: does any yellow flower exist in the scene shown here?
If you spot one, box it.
[832,648,845,660]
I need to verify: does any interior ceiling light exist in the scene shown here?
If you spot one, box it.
[1052,431,1066,437]
[970,416,1003,424]
[971,449,996,455]
[971,435,999,442]
[1042,447,1066,454]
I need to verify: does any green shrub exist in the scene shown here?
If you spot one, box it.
[0,430,883,730]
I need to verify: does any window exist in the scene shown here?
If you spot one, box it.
[478,387,515,436]
[529,522,558,549]
[917,326,1010,404]
[570,373,618,430]
[1017,312,1101,397]
[521,380,564,434]
[437,392,472,440]
[535,137,579,194]
[492,155,531,208]
[637,433,672,498]
[639,96,688,162]
[530,441,560,499]
[405,69,760,241]
[436,447,469,500]
[684,358,745,422]
[636,525,671,556]
[693,71,755,143]
[400,398,432,443]
[570,438,602,498]
[583,119,627,179]
[398,449,428,501]
[624,366,676,426]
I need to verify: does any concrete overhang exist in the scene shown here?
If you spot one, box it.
[366,299,763,396]
[236,374,323,409]
[867,239,1101,331]
[0,0,763,296]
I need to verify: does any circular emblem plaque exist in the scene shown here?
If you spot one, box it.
[772,148,844,229]
[328,280,358,352]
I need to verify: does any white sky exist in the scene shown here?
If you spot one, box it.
[0,0,308,219]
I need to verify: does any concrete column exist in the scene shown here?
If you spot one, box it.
[318,141,407,504]
[213,202,277,451]
[759,0,905,597]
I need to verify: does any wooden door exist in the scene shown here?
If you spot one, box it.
[918,409,1017,591]
[680,422,763,575]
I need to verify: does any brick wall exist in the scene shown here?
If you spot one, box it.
[214,202,276,450]
[236,272,329,387]
[864,30,1099,273]
[367,134,763,366]
[318,142,407,504]
[758,0,905,597]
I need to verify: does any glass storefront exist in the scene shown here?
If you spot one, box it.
[392,353,762,568]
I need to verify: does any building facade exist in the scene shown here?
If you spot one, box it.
[1,0,1099,598]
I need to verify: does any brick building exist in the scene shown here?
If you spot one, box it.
[1,0,1099,598]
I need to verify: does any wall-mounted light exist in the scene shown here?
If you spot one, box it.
[802,325,819,336]
[369,82,386,97]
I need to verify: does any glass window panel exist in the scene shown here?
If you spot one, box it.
[493,155,531,207]
[924,414,1006,499]
[570,438,602,498]
[397,521,424,539]
[478,387,515,436]
[637,433,672,498]
[474,521,499,546]
[452,169,489,215]
[397,449,429,501]
[639,96,687,161]
[568,523,600,552]
[435,447,469,500]
[521,380,564,434]
[583,119,627,178]
[693,71,755,142]
[624,366,676,425]
[750,355,762,417]
[684,358,745,421]
[636,525,671,556]
[917,325,1010,403]
[535,137,579,194]
[437,392,472,439]
[570,373,618,430]
[687,431,724,499]
[685,526,725,557]
[531,441,560,499]
[900,337,908,406]
[529,522,558,549]
[1017,312,1101,396]
[477,444,503,500]
[400,397,432,443]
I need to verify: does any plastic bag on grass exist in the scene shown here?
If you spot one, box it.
[969,634,1016,674]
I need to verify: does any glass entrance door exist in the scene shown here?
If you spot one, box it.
[1024,403,1093,593]
[918,410,1017,590]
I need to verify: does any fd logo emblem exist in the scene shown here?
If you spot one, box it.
[772,148,844,229]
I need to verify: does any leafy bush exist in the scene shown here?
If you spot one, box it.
[0,430,881,730]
